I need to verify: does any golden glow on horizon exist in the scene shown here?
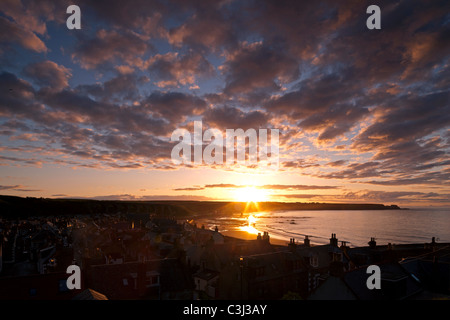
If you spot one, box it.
[233,186,269,203]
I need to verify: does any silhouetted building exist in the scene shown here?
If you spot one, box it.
[0,272,84,300]
[309,262,423,300]
[194,269,220,298]
[401,245,450,296]
[85,258,194,299]
[219,250,308,299]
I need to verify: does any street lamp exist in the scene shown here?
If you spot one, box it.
[240,256,244,299]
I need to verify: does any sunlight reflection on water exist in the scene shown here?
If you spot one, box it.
[210,209,450,247]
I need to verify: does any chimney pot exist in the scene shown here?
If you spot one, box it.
[304,235,310,247]
[330,233,338,246]
[368,237,376,249]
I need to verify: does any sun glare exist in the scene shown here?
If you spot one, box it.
[248,214,257,225]
[239,213,260,235]
[234,186,268,203]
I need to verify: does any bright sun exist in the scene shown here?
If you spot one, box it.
[234,186,269,203]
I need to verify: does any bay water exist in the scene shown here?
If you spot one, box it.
[208,208,450,247]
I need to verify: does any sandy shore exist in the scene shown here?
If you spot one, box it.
[220,229,289,246]
[193,215,289,246]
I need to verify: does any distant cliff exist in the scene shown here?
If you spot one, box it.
[0,195,400,219]
[256,202,401,211]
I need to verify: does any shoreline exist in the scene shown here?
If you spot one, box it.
[194,214,294,247]
[220,228,289,246]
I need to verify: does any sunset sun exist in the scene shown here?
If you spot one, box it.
[234,186,269,203]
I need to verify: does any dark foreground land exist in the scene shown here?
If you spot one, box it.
[1,195,449,301]
[0,195,401,219]
[0,207,448,301]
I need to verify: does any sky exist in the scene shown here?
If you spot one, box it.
[0,0,449,207]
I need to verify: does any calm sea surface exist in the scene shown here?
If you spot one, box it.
[206,208,450,247]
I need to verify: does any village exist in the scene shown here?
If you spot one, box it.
[0,212,449,300]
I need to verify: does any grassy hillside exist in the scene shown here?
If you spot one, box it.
[0,195,400,219]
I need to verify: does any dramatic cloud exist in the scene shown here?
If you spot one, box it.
[327,160,348,167]
[144,91,207,124]
[0,0,448,204]
[174,184,339,191]
[76,73,149,102]
[279,190,450,205]
[0,72,39,117]
[78,0,167,32]
[148,51,215,88]
[0,16,47,53]
[85,194,213,201]
[23,60,72,91]
[72,29,152,70]
[203,106,270,130]
[265,70,370,141]
[222,41,299,98]
[260,184,339,190]
[0,184,41,192]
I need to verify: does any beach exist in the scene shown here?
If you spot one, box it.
[193,214,290,246]
[220,228,289,246]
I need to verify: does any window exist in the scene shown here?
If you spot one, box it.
[58,279,69,292]
[256,266,265,277]
[145,272,160,287]
[292,260,301,270]
[310,255,319,268]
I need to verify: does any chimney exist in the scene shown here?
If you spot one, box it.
[288,238,297,251]
[304,235,310,247]
[431,237,437,250]
[330,233,338,247]
[368,237,376,249]
[262,231,270,243]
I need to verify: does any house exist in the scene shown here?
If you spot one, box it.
[0,271,84,300]
[243,251,308,299]
[106,252,124,264]
[400,245,450,297]
[218,250,308,300]
[85,258,194,300]
[86,261,154,299]
[345,237,448,267]
[308,262,423,300]
[296,234,347,293]
[37,245,56,274]
[193,269,220,298]
[307,275,357,300]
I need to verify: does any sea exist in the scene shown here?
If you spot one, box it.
[203,208,450,247]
